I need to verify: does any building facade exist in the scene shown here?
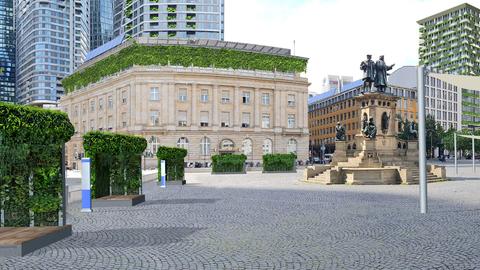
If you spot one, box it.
[0,0,15,103]
[418,3,480,75]
[389,66,479,130]
[15,0,90,106]
[308,80,418,157]
[60,40,309,169]
[114,0,224,40]
[91,0,115,50]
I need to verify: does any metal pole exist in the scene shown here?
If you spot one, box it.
[417,66,428,214]
[61,144,67,226]
[454,133,458,175]
[473,137,476,173]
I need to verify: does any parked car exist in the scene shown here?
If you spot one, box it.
[324,154,333,164]
[312,157,321,164]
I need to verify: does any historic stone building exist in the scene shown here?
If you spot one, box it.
[308,79,418,158]
[60,39,309,169]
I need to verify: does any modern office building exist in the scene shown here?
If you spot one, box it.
[389,66,479,130]
[113,0,224,40]
[60,38,309,169]
[308,79,418,157]
[320,75,354,93]
[91,0,115,50]
[15,0,90,106]
[0,0,15,103]
[418,3,480,75]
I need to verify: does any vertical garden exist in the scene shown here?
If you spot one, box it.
[83,132,147,198]
[0,103,74,227]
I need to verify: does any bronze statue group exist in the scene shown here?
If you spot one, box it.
[360,55,395,93]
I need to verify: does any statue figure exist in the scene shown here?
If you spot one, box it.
[360,54,375,93]
[362,113,369,134]
[335,122,346,141]
[374,55,395,92]
[363,117,377,139]
[381,112,390,134]
[408,121,418,139]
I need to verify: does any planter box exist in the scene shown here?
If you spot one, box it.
[93,194,145,207]
[263,170,297,174]
[0,225,72,257]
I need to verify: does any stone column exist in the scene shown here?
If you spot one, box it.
[161,83,169,126]
[234,86,240,127]
[212,85,219,128]
[191,83,197,127]
[168,83,175,127]
[254,88,260,128]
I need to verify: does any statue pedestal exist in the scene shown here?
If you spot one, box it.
[332,141,348,165]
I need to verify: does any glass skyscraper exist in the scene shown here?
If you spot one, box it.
[91,0,115,50]
[113,0,224,40]
[15,0,90,106]
[0,0,15,103]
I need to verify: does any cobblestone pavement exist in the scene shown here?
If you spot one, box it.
[2,167,480,270]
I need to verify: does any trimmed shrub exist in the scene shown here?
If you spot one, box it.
[0,102,74,227]
[156,146,187,181]
[83,132,147,198]
[62,44,309,92]
[263,153,297,172]
[211,154,247,174]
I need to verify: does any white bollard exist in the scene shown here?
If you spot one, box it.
[160,160,166,188]
[81,158,92,212]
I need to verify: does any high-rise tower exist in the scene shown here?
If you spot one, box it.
[418,3,480,75]
[15,0,90,106]
[0,0,15,103]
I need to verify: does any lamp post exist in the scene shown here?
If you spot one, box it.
[417,66,428,214]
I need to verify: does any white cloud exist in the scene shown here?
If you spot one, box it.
[225,0,480,93]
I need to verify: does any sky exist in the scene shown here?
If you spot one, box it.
[225,0,480,94]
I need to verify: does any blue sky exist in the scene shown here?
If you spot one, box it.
[225,0,480,93]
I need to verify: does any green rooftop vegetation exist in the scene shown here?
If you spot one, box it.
[62,44,308,93]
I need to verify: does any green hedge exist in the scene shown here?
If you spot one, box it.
[156,146,187,181]
[211,154,247,174]
[83,132,147,198]
[263,153,297,172]
[0,102,74,227]
[62,44,308,92]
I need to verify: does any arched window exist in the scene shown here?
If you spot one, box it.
[177,137,189,149]
[287,139,297,154]
[242,138,253,156]
[263,139,273,155]
[200,137,211,156]
[220,139,235,151]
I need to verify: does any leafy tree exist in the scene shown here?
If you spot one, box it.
[425,115,444,157]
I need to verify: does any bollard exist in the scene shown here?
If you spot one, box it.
[160,160,166,188]
[81,158,92,212]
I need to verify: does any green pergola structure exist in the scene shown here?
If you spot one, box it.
[454,133,480,174]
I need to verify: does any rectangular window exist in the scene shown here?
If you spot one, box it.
[262,114,270,128]
[288,114,296,128]
[201,90,209,103]
[287,94,296,106]
[82,121,86,133]
[242,92,250,104]
[200,111,209,127]
[242,112,250,128]
[221,91,230,103]
[107,116,113,130]
[150,111,159,126]
[74,105,79,117]
[98,117,104,130]
[221,112,230,127]
[122,112,127,127]
[90,100,95,112]
[122,91,127,104]
[150,87,160,101]
[108,96,113,109]
[178,89,187,102]
[99,98,104,111]
[178,111,187,126]
[90,119,95,131]
[262,93,270,105]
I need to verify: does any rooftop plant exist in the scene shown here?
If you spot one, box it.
[62,44,308,93]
